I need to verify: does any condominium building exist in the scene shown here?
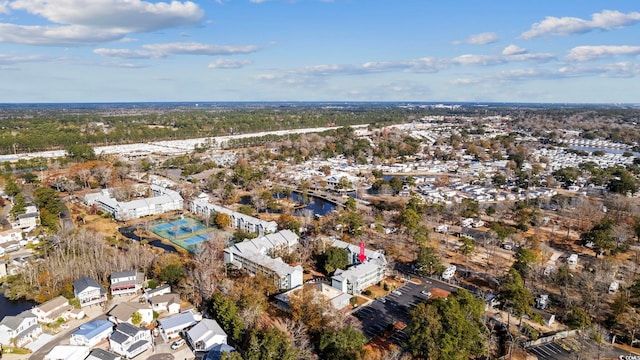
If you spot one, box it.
[190,193,277,235]
[224,230,303,290]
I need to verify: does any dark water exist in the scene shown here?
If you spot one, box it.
[240,193,337,217]
[0,293,36,318]
[118,226,178,253]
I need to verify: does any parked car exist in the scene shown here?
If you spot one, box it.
[420,290,432,298]
[391,290,402,296]
[170,339,185,350]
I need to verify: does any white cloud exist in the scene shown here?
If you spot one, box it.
[452,54,503,66]
[502,44,527,56]
[0,1,10,14]
[454,32,499,45]
[143,42,260,55]
[0,53,50,64]
[521,9,640,39]
[9,0,203,32]
[93,48,161,59]
[0,0,204,46]
[0,23,126,46]
[452,78,480,85]
[208,59,252,69]
[94,42,261,59]
[565,45,640,62]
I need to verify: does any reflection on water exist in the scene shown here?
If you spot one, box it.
[0,293,36,318]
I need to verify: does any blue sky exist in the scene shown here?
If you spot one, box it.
[0,0,639,103]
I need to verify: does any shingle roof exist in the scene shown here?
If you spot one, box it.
[0,310,36,330]
[74,277,106,294]
[72,320,114,339]
[35,295,69,313]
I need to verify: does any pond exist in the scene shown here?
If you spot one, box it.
[240,192,337,217]
[118,226,179,253]
[0,293,36,318]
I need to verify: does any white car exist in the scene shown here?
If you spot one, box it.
[391,290,402,296]
[60,323,69,329]
[420,290,432,297]
[170,339,185,350]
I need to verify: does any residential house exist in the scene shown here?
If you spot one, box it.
[14,212,39,230]
[190,193,277,235]
[0,229,22,244]
[84,185,183,221]
[44,345,91,360]
[157,310,200,342]
[203,344,237,360]
[85,348,121,360]
[70,320,114,347]
[0,310,42,347]
[110,270,145,296]
[186,319,227,353]
[107,302,154,326]
[224,230,303,290]
[74,277,107,308]
[567,254,579,266]
[109,322,151,359]
[149,293,181,314]
[142,284,171,300]
[31,295,73,323]
[442,264,456,281]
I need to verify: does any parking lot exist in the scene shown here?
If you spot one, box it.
[527,338,635,360]
[352,279,457,345]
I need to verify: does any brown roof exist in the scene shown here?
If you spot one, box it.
[36,296,69,313]
[108,302,150,320]
[150,293,180,306]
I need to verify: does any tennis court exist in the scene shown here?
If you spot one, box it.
[151,217,214,252]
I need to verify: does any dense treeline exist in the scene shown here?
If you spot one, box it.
[0,105,426,154]
[3,104,637,155]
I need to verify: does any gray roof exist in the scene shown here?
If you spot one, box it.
[111,270,137,280]
[150,293,180,306]
[110,323,146,344]
[158,310,198,331]
[86,349,120,360]
[74,277,106,294]
[126,339,149,353]
[0,310,36,330]
[187,319,226,343]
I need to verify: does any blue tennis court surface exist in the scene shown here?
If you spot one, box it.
[151,217,215,252]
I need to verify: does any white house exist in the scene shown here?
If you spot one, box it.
[186,319,227,353]
[107,302,154,326]
[224,230,303,290]
[74,277,107,308]
[329,239,388,295]
[157,310,200,342]
[190,193,277,235]
[149,293,181,314]
[0,229,22,244]
[567,254,579,266]
[109,322,151,359]
[44,345,91,360]
[142,284,171,300]
[110,270,145,296]
[0,310,42,347]
[31,295,73,324]
[70,319,114,347]
[84,185,183,221]
[13,211,39,230]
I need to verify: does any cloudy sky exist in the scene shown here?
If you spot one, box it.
[0,0,638,103]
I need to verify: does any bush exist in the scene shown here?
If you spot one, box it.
[363,290,372,296]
